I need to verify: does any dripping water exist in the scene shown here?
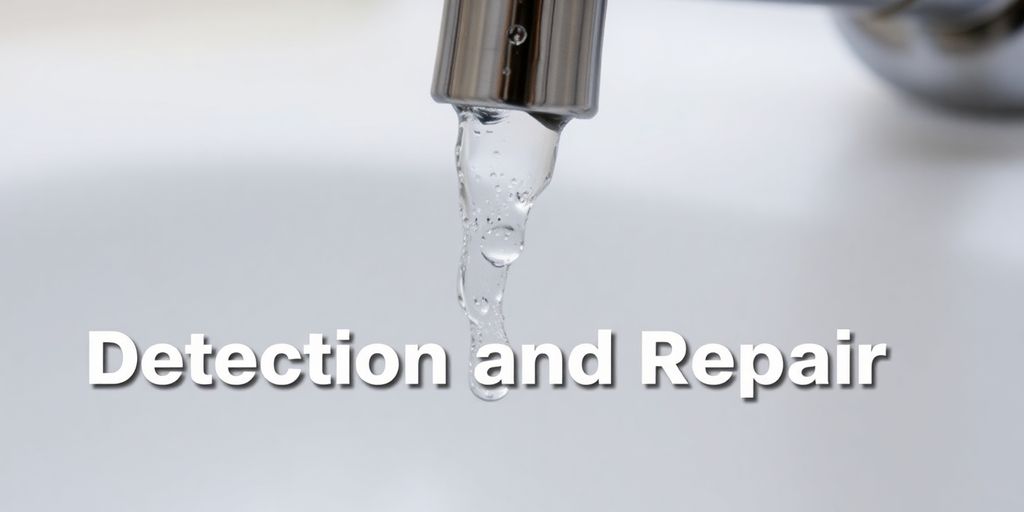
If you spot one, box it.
[453,106,565,400]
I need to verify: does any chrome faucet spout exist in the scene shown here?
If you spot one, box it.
[432,0,1024,116]
[431,0,606,119]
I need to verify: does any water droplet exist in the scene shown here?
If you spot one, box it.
[453,106,563,401]
[471,382,509,401]
[508,25,528,46]
[481,225,523,267]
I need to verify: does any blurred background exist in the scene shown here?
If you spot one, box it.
[1,0,1022,510]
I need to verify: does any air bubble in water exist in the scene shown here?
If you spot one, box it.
[508,25,528,46]
[472,297,490,315]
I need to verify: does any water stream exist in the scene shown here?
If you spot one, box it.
[452,106,565,400]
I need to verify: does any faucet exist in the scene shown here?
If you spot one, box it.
[431,0,1024,120]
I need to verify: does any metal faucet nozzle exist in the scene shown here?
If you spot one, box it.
[432,0,1024,116]
[431,0,606,119]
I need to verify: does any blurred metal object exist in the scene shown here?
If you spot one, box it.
[837,0,1024,111]
[431,0,1024,117]
[431,0,606,119]
[763,0,1007,19]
